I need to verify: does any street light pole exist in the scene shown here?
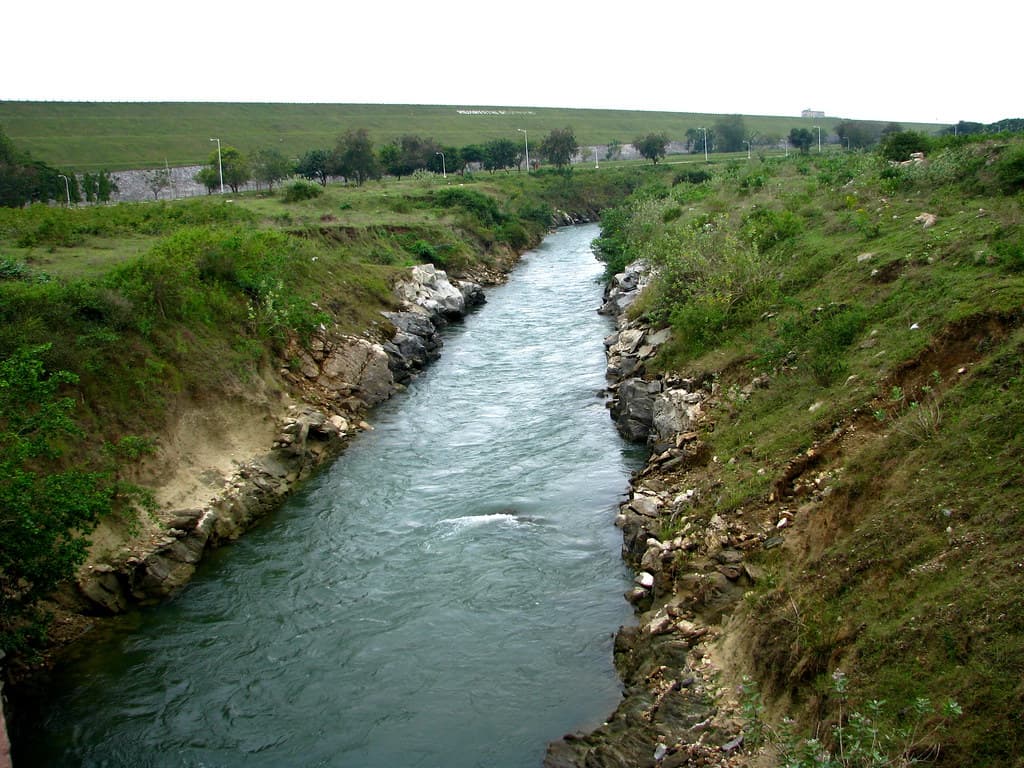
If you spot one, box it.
[699,127,708,162]
[517,128,529,172]
[744,140,751,160]
[58,174,71,206]
[209,137,224,193]
[435,151,446,179]
[812,125,822,153]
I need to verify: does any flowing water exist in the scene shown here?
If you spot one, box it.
[13,223,644,767]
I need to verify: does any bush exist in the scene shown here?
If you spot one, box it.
[281,180,323,203]
[673,169,712,185]
[740,207,803,252]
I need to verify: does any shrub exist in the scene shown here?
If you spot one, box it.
[281,180,324,203]
[740,207,804,252]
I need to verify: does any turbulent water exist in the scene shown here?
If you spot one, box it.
[13,224,644,768]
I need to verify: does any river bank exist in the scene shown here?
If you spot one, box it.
[9,221,646,767]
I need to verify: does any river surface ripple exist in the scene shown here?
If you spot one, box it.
[14,223,644,767]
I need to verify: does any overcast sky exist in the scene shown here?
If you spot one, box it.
[5,0,1020,126]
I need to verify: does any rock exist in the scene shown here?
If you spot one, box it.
[914,212,937,228]
[394,263,467,319]
[652,389,704,442]
[610,378,663,443]
[636,572,656,589]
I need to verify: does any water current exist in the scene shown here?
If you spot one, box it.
[13,223,645,767]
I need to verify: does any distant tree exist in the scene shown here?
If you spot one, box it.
[97,170,117,202]
[634,133,670,164]
[216,146,250,193]
[713,114,746,152]
[605,139,623,161]
[331,129,380,185]
[194,166,220,194]
[789,128,814,154]
[250,147,291,192]
[881,122,904,137]
[381,135,441,178]
[145,167,171,200]
[685,127,713,155]
[539,127,578,170]
[295,149,331,186]
[460,144,485,171]
[482,138,518,172]
[0,126,76,207]
[878,131,932,162]
[834,120,891,149]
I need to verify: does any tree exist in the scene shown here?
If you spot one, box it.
[482,138,518,172]
[634,133,670,164]
[296,149,331,186]
[685,127,712,155]
[539,127,579,170]
[251,147,291,192]
[789,128,814,154]
[80,170,118,203]
[331,129,380,185]
[713,114,746,153]
[145,167,171,200]
[380,135,441,178]
[879,131,932,162]
[0,346,117,652]
[0,126,78,207]
[460,144,485,171]
[606,139,623,161]
[194,166,220,194]
[214,146,250,193]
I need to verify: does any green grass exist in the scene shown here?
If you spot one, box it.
[0,101,943,171]
[598,137,1024,766]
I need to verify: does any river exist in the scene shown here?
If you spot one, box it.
[12,223,644,767]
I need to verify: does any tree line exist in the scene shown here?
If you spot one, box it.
[182,127,583,196]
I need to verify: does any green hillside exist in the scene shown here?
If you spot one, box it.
[0,101,942,172]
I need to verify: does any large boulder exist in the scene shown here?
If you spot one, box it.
[395,264,466,319]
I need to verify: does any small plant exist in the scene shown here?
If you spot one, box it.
[742,671,962,768]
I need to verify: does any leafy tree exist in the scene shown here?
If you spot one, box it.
[80,170,118,203]
[634,133,670,164]
[214,146,250,193]
[295,149,331,186]
[0,126,78,207]
[789,128,814,154]
[482,138,518,172]
[460,144,485,171]
[879,130,932,162]
[145,167,171,200]
[606,139,623,161]
[0,346,116,653]
[331,128,380,185]
[539,127,579,170]
[250,147,291,192]
[381,135,442,179]
[194,166,220,194]
[713,114,746,152]
[685,127,713,155]
[834,119,893,149]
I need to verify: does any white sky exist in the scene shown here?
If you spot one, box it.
[4,0,1020,125]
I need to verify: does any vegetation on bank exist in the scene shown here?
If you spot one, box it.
[0,155,657,659]
[594,131,1024,766]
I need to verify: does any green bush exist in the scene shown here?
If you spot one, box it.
[281,180,324,202]
[740,207,804,252]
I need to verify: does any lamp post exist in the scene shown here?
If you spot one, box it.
[845,137,851,151]
[209,137,224,193]
[517,128,529,172]
[435,151,446,179]
[699,127,708,162]
[595,146,599,169]
[58,174,71,206]
[743,140,751,160]
[812,125,822,153]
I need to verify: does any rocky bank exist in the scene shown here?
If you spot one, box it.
[545,261,764,768]
[65,263,485,619]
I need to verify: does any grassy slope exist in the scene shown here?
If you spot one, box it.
[601,140,1024,765]
[0,101,942,171]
